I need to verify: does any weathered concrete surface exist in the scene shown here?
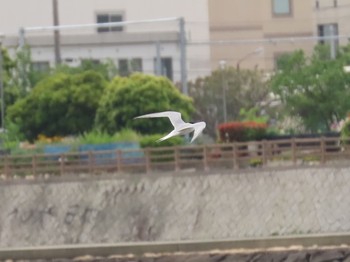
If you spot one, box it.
[0,167,350,247]
[2,246,350,262]
[66,247,350,262]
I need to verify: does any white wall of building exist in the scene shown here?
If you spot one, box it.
[0,0,211,83]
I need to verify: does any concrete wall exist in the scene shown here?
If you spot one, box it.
[0,166,350,247]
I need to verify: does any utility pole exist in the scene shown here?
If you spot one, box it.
[330,24,336,59]
[179,17,188,95]
[52,0,62,65]
[18,27,25,49]
[155,41,162,76]
[0,34,5,131]
[219,60,227,123]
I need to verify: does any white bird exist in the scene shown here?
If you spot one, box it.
[134,111,206,143]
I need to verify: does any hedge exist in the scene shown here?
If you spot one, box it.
[218,121,267,142]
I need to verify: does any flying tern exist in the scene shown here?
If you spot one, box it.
[134,111,206,143]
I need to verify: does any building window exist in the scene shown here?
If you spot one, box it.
[316,0,338,9]
[272,0,292,16]
[318,23,338,47]
[130,58,143,72]
[118,59,128,76]
[154,57,173,81]
[32,61,50,72]
[118,58,143,76]
[96,13,123,33]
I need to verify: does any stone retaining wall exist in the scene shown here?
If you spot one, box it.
[0,167,349,247]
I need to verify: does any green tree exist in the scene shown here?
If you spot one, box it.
[271,44,350,133]
[3,45,48,99]
[189,68,269,138]
[1,47,16,82]
[54,59,118,81]
[7,70,107,141]
[95,73,194,134]
[1,47,26,111]
[239,107,269,123]
[14,45,41,92]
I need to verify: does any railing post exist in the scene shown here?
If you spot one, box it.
[145,148,151,174]
[59,154,65,175]
[4,155,9,176]
[262,140,268,166]
[233,143,239,170]
[203,146,209,171]
[88,151,93,174]
[116,150,122,173]
[174,146,180,171]
[291,138,297,166]
[320,136,326,164]
[32,154,37,176]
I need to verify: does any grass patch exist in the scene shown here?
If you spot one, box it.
[79,129,140,144]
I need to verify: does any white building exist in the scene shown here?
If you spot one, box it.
[0,0,212,88]
[2,0,350,85]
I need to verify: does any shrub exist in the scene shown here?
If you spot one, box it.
[249,157,263,167]
[140,134,184,148]
[78,131,116,145]
[218,121,267,142]
[114,129,140,142]
[340,120,350,145]
[95,73,194,135]
[0,121,25,151]
[8,70,107,141]
[78,129,140,145]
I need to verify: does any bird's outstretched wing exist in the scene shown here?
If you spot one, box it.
[134,111,185,128]
[191,122,206,143]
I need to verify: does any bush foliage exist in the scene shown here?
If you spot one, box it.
[7,70,107,141]
[78,129,140,145]
[218,121,268,142]
[271,44,350,133]
[139,134,184,148]
[340,119,350,143]
[188,67,269,138]
[95,73,194,135]
[2,47,196,147]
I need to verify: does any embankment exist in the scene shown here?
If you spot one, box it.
[0,166,349,247]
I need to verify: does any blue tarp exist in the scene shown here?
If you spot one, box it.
[43,145,72,160]
[79,142,144,165]
[43,142,144,165]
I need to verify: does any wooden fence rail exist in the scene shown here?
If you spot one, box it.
[0,137,349,176]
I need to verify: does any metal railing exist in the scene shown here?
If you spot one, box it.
[0,137,349,176]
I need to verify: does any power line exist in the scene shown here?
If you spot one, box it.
[188,34,349,45]
[23,17,181,32]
